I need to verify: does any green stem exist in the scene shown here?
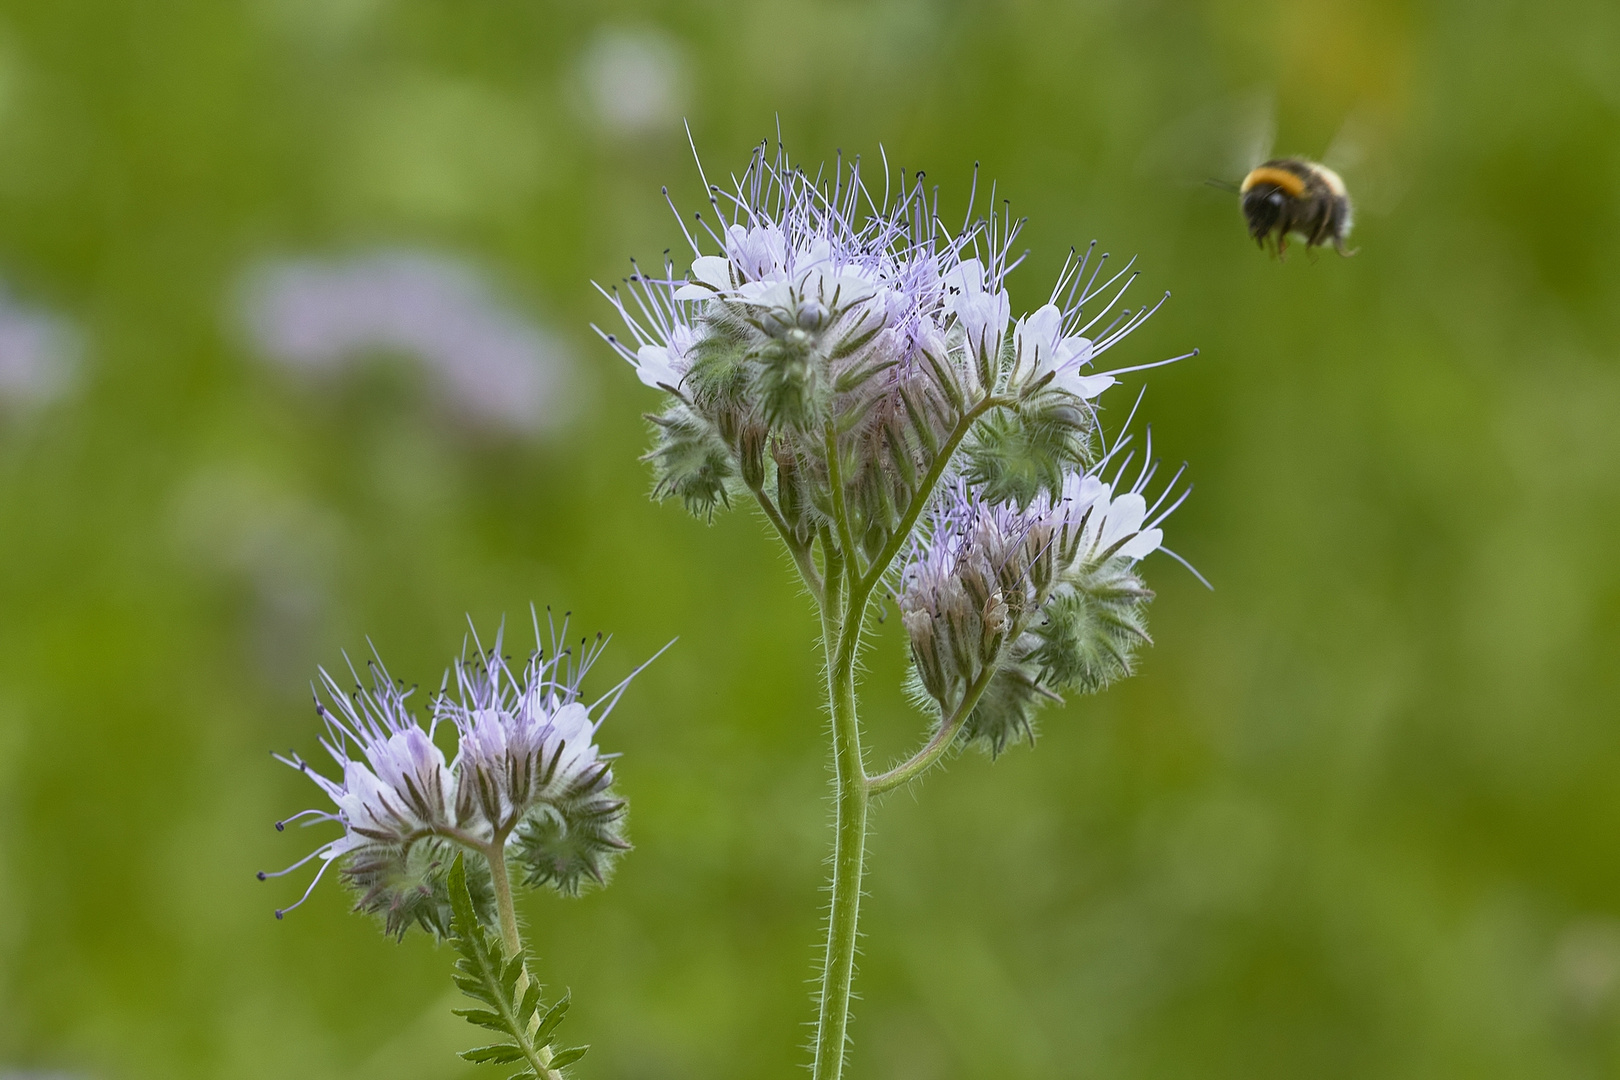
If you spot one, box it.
[812,633,867,1080]
[484,839,559,1078]
[866,665,997,796]
[804,394,1010,1079]
[824,422,858,580]
[749,480,823,603]
[854,395,1010,600]
[485,839,523,957]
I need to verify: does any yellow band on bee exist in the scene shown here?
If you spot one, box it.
[1240,166,1306,198]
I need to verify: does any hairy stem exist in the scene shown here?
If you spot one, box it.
[866,665,997,796]
[806,395,1008,1078]
[750,480,823,602]
[854,394,1011,599]
[485,839,523,957]
[812,631,867,1080]
[824,422,859,582]
[484,839,559,1078]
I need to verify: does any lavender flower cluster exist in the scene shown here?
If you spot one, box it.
[899,436,1189,753]
[263,620,642,936]
[600,141,1195,752]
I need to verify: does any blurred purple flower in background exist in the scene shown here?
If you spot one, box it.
[579,27,689,137]
[238,251,569,434]
[0,285,79,409]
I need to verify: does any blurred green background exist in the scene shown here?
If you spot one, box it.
[2,0,1618,1077]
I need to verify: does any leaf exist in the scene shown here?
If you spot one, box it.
[461,1044,529,1065]
[534,992,572,1045]
[517,980,542,1028]
[547,1046,590,1069]
[451,1008,509,1032]
[446,853,586,1076]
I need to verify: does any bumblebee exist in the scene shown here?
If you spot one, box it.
[1239,158,1354,256]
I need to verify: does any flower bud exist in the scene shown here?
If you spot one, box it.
[796,299,828,330]
[902,607,949,703]
[737,420,768,490]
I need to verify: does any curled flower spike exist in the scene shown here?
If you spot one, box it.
[594,138,1194,544]
[434,614,659,894]
[264,662,456,921]
[896,422,1193,755]
[264,613,662,933]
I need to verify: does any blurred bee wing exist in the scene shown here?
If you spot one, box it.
[1134,86,1275,189]
[1323,105,1407,216]
[1232,88,1277,175]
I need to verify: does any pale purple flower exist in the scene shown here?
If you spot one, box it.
[596,144,1016,396]
[264,616,661,920]
[903,425,1192,599]
[239,251,569,433]
[942,257,1010,368]
[580,27,688,137]
[1012,304,1111,400]
[0,284,80,408]
[596,145,1190,412]
[263,666,455,918]
[437,625,620,834]
[1043,426,1194,568]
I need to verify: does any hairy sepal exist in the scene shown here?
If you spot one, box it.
[755,328,831,431]
[343,834,496,941]
[958,660,1047,757]
[963,394,1095,508]
[1032,559,1153,694]
[511,768,630,896]
[949,560,1153,757]
[645,403,734,521]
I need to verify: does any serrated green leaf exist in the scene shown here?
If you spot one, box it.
[460,1043,529,1065]
[451,1008,509,1032]
[548,1045,589,1069]
[517,981,542,1025]
[501,954,524,999]
[534,991,571,1044]
[442,852,603,1078]
[454,975,491,998]
[447,854,480,942]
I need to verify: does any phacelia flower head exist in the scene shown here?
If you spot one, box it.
[436,619,649,894]
[595,136,1197,759]
[264,613,657,935]
[897,423,1193,755]
[263,664,457,923]
[595,139,1195,533]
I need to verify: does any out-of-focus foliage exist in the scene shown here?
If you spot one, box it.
[0,1,1618,1079]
